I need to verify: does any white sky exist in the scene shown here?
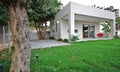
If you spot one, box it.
[61,0,120,9]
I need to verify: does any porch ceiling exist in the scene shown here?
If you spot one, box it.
[63,14,109,22]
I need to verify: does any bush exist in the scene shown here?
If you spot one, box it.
[57,38,63,41]
[63,39,68,42]
[71,35,79,42]
[49,36,54,39]
[114,35,120,39]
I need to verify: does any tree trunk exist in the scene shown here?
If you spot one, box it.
[43,22,47,39]
[35,21,41,40]
[8,4,31,72]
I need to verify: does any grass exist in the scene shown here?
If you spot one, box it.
[0,49,13,72]
[1,39,120,72]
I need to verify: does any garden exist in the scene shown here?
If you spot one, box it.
[0,39,120,72]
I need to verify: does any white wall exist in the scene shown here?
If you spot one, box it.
[118,31,120,36]
[71,2,115,20]
[54,21,61,39]
[61,20,69,39]
[55,2,70,21]
[75,21,100,38]
[55,20,100,39]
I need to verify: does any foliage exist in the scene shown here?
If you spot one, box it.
[114,35,120,39]
[101,20,111,33]
[63,39,68,42]
[49,36,55,39]
[116,17,120,24]
[28,0,62,39]
[28,0,62,21]
[0,2,9,26]
[0,48,13,72]
[57,38,63,41]
[29,20,35,27]
[71,35,79,42]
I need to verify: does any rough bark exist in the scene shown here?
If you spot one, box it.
[35,20,47,40]
[35,22,41,40]
[8,4,31,72]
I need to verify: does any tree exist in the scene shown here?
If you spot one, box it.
[28,0,62,39]
[0,0,31,72]
[101,20,111,38]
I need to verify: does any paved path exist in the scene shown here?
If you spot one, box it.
[30,40,70,49]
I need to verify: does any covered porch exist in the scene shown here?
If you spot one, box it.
[59,14,115,40]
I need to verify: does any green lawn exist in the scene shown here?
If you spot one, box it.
[1,39,120,72]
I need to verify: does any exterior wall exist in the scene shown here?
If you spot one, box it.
[29,32,38,40]
[61,20,69,39]
[71,2,115,20]
[118,31,120,36]
[53,20,61,39]
[55,3,70,21]
[75,21,100,39]
[55,20,100,39]
[74,21,83,38]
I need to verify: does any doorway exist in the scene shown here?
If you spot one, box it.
[83,24,95,38]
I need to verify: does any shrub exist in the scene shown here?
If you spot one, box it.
[49,36,54,39]
[71,35,79,42]
[57,38,63,41]
[63,39,68,42]
[114,36,120,39]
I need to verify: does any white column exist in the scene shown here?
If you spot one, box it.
[110,19,115,38]
[59,20,62,39]
[68,13,75,40]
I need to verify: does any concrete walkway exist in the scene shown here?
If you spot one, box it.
[30,40,70,49]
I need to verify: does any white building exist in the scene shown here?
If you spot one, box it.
[51,2,116,40]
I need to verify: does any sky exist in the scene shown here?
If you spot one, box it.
[61,0,120,10]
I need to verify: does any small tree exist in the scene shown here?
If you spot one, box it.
[101,21,111,38]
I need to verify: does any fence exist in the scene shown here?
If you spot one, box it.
[0,26,12,52]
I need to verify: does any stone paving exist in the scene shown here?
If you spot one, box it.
[30,40,70,49]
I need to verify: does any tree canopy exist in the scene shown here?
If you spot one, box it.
[28,0,62,22]
[0,2,9,26]
[28,0,62,39]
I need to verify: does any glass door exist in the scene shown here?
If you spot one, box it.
[83,25,95,38]
[88,25,95,38]
[83,25,88,38]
